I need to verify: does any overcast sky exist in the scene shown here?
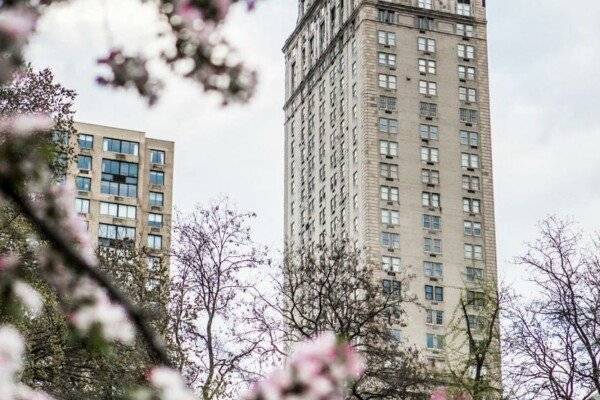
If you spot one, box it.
[26,1,600,286]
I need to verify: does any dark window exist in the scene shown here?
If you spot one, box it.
[383,279,401,296]
[418,17,432,30]
[378,9,396,24]
[101,159,138,197]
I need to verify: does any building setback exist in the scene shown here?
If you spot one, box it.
[69,122,174,266]
[283,0,498,367]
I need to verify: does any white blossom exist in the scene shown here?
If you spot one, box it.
[13,280,43,316]
[70,278,135,345]
[148,367,196,400]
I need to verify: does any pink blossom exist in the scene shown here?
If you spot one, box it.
[47,183,97,267]
[0,114,52,136]
[431,388,448,400]
[0,7,37,39]
[244,333,364,400]
[213,0,231,20]
[0,253,19,272]
[0,325,56,400]
[70,278,135,345]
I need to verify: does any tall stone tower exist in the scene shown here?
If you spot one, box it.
[283,0,498,370]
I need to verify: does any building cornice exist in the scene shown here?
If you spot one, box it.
[283,0,486,52]
[283,6,360,110]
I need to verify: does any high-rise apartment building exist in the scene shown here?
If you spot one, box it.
[68,122,174,264]
[283,0,497,367]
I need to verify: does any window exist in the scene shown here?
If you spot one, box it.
[424,237,442,254]
[419,80,437,96]
[419,59,436,74]
[149,192,164,207]
[427,309,444,325]
[148,213,163,228]
[466,267,484,282]
[420,102,437,118]
[456,23,474,37]
[78,134,93,149]
[103,138,139,155]
[467,290,485,307]
[418,0,432,9]
[461,153,480,169]
[467,315,485,333]
[379,118,398,134]
[462,175,480,191]
[380,163,398,179]
[378,52,396,67]
[421,147,439,163]
[150,170,164,185]
[98,223,136,246]
[422,169,440,185]
[75,198,90,214]
[378,9,396,24]
[459,87,477,102]
[422,192,440,208]
[423,214,441,230]
[458,44,475,59]
[418,37,436,53]
[381,232,400,248]
[464,244,483,260]
[382,279,401,296]
[458,65,476,80]
[379,96,397,111]
[382,256,401,272]
[150,149,165,165]
[378,30,396,46]
[147,256,161,271]
[463,198,481,214]
[381,186,399,202]
[426,334,445,349]
[418,17,432,30]
[100,202,136,219]
[425,285,444,302]
[147,234,163,250]
[77,155,92,170]
[464,221,482,236]
[424,261,443,277]
[381,209,400,225]
[460,131,479,146]
[460,108,477,124]
[379,74,397,90]
[420,124,438,140]
[76,176,91,192]
[101,159,138,197]
[457,0,471,16]
[380,140,398,156]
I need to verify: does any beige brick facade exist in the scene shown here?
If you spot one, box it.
[284,0,498,369]
[68,122,174,262]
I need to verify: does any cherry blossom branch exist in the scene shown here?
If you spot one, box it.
[0,178,172,367]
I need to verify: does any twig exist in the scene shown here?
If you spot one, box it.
[0,179,172,367]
